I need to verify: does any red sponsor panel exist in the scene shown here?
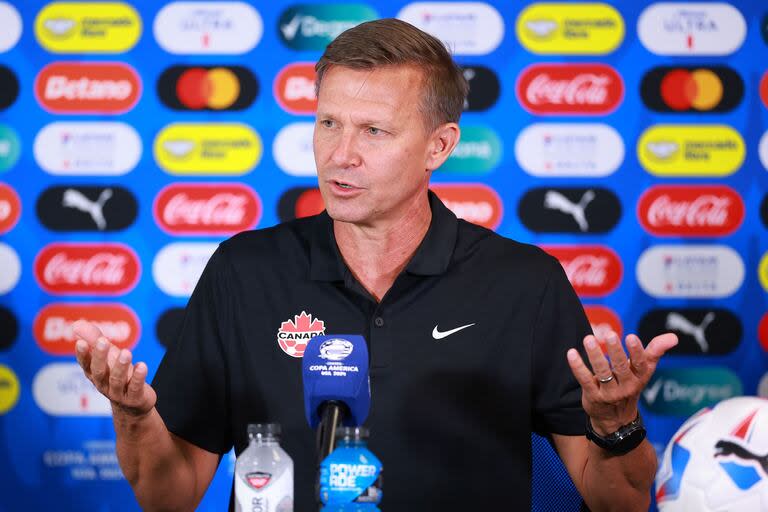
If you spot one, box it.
[583,305,623,343]
[34,62,142,114]
[274,62,317,114]
[516,63,624,115]
[154,183,261,235]
[760,313,768,353]
[637,185,744,237]
[541,245,622,297]
[34,243,140,295]
[0,183,21,233]
[761,71,768,110]
[430,184,503,230]
[295,188,325,218]
[34,303,140,355]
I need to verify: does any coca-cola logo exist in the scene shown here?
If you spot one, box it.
[541,245,622,297]
[34,243,140,295]
[516,63,624,115]
[638,185,744,237]
[35,62,141,114]
[154,183,261,235]
[34,303,140,356]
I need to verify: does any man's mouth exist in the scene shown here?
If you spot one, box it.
[333,180,356,189]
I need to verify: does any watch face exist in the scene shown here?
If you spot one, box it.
[587,416,646,454]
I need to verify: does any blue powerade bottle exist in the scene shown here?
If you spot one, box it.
[319,426,382,511]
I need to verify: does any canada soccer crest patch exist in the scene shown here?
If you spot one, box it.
[277,311,326,357]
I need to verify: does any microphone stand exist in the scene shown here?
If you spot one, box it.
[316,401,348,511]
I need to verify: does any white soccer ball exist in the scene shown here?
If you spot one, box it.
[655,396,768,512]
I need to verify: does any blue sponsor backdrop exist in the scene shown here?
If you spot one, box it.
[1,1,767,510]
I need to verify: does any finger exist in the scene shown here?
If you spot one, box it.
[75,339,92,376]
[644,333,678,365]
[126,362,149,403]
[72,320,105,347]
[90,337,111,386]
[566,349,599,394]
[625,334,646,375]
[107,345,120,368]
[605,332,633,382]
[583,335,614,383]
[108,349,132,399]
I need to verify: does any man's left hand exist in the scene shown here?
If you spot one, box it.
[566,332,678,435]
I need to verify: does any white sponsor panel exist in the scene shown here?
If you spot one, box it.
[34,122,142,176]
[637,3,746,56]
[397,2,503,55]
[273,122,316,176]
[0,2,22,52]
[152,242,217,297]
[759,373,768,398]
[33,363,111,416]
[154,2,263,54]
[515,123,624,177]
[0,242,20,294]
[760,131,768,171]
[636,245,744,298]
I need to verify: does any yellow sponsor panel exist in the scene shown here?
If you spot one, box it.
[637,125,745,177]
[35,2,141,53]
[155,123,263,175]
[516,2,624,55]
[760,252,768,292]
[0,364,20,414]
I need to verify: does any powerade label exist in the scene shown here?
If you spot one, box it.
[319,446,382,507]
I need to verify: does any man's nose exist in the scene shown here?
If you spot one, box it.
[330,130,361,168]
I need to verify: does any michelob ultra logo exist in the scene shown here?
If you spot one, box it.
[438,125,501,174]
[35,62,141,114]
[34,303,140,356]
[637,125,744,177]
[274,62,317,115]
[273,122,316,177]
[152,242,217,297]
[760,252,768,292]
[33,363,111,416]
[35,2,142,53]
[0,124,20,172]
[541,245,622,297]
[154,123,262,175]
[278,4,378,50]
[516,3,624,55]
[0,183,20,234]
[430,184,502,230]
[641,367,742,416]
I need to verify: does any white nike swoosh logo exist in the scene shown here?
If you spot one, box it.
[432,323,476,340]
[643,379,664,404]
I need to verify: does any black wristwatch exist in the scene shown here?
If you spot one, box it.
[585,413,646,455]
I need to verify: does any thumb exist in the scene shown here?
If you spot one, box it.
[644,332,678,365]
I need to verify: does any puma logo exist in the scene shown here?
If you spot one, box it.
[544,190,596,232]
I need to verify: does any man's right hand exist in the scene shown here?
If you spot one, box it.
[73,319,156,418]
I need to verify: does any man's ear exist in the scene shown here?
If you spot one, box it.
[425,123,460,171]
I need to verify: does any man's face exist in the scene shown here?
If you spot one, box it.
[313,65,436,228]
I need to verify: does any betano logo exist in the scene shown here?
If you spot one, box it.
[35,2,141,53]
[152,242,217,297]
[157,65,258,111]
[641,66,743,113]
[430,183,502,230]
[154,2,262,55]
[273,122,315,177]
[637,3,746,56]
[34,303,140,356]
[35,62,141,114]
[33,363,111,416]
[0,364,19,415]
[154,123,262,175]
[759,252,768,292]
[0,124,20,172]
[541,245,622,297]
[515,123,624,177]
[0,242,20,294]
[516,3,624,55]
[397,2,504,56]
[274,62,317,115]
[278,4,377,50]
[637,125,744,177]
[0,2,22,52]
[641,367,742,416]
[438,125,501,174]
[583,305,622,341]
[0,183,20,234]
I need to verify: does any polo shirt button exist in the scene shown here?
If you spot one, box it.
[374,316,384,327]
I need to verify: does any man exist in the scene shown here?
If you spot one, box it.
[74,18,677,511]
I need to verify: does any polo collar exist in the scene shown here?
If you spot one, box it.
[309,190,458,281]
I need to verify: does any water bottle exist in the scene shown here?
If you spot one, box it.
[235,423,294,512]
[319,426,382,511]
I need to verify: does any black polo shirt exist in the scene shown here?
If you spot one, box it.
[153,192,591,511]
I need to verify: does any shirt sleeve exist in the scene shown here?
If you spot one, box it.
[531,256,593,436]
[152,244,233,454]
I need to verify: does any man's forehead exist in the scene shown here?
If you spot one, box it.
[316,65,423,114]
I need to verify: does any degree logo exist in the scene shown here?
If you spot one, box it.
[430,183,503,230]
[278,4,378,51]
[640,66,743,113]
[0,65,19,111]
[35,62,142,114]
[0,3,22,52]
[0,364,20,414]
[35,2,142,54]
[516,2,624,55]
[637,125,744,177]
[641,367,742,416]
[277,187,325,222]
[0,124,20,172]
[274,62,316,115]
[438,125,501,174]
[154,123,262,176]
[541,245,622,297]
[157,65,258,111]
[0,183,21,234]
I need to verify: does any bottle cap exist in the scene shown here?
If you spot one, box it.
[336,426,369,442]
[247,423,281,438]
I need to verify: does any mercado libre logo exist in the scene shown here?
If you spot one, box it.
[640,66,743,113]
[278,4,378,50]
[0,364,20,415]
[157,65,258,111]
[277,311,326,358]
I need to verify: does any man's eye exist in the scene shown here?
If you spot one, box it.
[321,119,334,128]
[367,127,382,135]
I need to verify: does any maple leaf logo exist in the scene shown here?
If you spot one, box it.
[276,311,326,358]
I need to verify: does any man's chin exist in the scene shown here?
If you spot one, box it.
[324,204,370,225]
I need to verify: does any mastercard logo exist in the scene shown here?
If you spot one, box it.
[641,66,743,113]
[157,65,258,111]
